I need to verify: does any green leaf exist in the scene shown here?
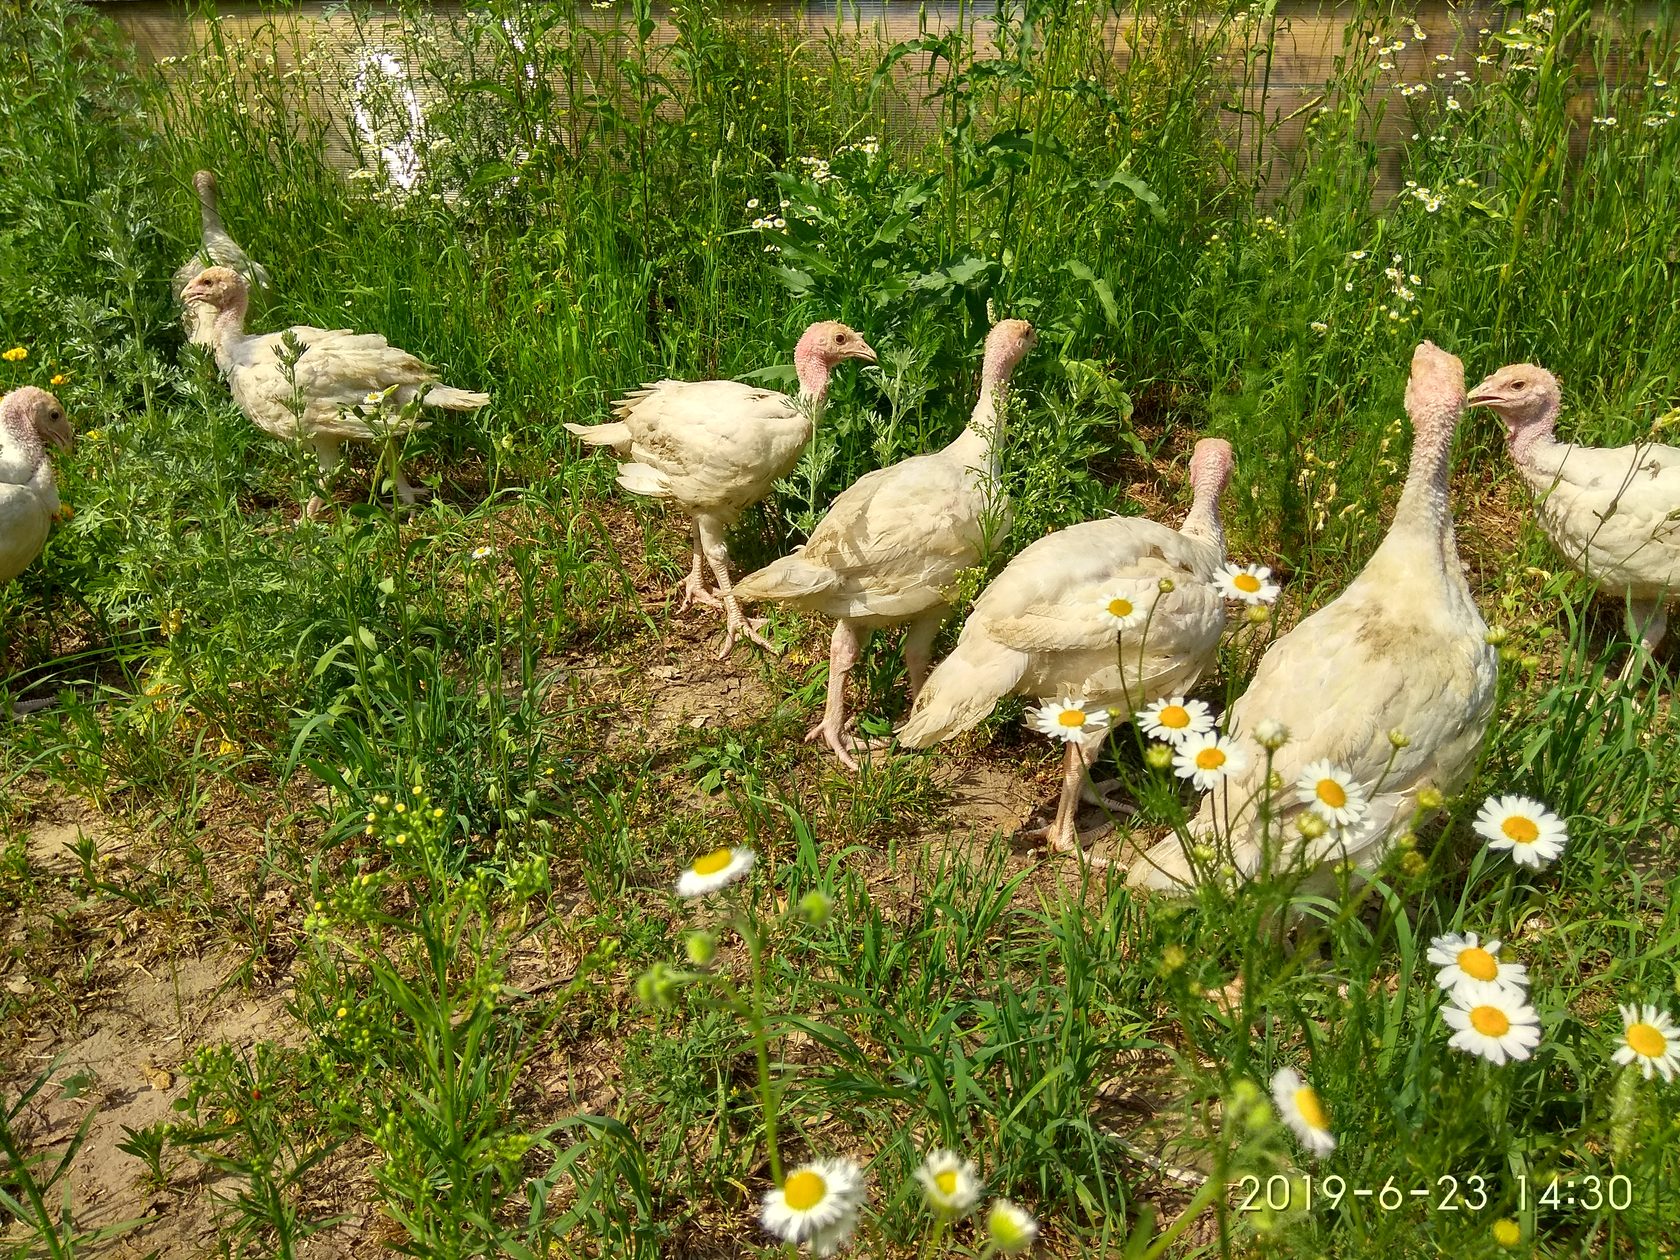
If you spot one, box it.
[773,265,815,294]
[1094,167,1168,222]
[1063,260,1119,327]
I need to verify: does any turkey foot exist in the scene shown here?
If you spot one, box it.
[715,607,778,659]
[803,717,890,772]
[675,537,723,612]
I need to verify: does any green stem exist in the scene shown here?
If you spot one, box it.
[740,912,783,1185]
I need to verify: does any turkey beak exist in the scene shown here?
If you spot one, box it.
[852,339,878,364]
[1465,379,1503,408]
[42,413,73,452]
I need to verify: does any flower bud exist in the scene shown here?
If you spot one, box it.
[1484,625,1509,646]
[683,931,716,967]
[1157,577,1176,594]
[1418,786,1444,811]
[1296,812,1329,840]
[1387,727,1411,748]
[797,890,832,925]
[1145,743,1174,769]
[1162,944,1188,972]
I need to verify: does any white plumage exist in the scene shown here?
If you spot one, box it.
[565,321,877,657]
[172,170,272,347]
[1131,342,1498,892]
[1,388,73,585]
[1468,363,1679,669]
[180,266,488,516]
[733,319,1037,767]
[899,438,1234,853]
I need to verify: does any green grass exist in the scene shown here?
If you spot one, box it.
[2,0,1678,1256]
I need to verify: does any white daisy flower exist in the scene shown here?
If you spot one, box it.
[762,1158,866,1249]
[1474,795,1569,868]
[675,846,755,898]
[1172,731,1249,790]
[1215,563,1281,605]
[914,1149,982,1216]
[1099,588,1153,631]
[1427,932,1529,996]
[1027,696,1110,744]
[1441,980,1542,1065]
[1295,760,1369,828]
[1269,1067,1336,1158]
[470,545,495,562]
[1136,696,1215,746]
[1613,1003,1680,1082]
[985,1199,1038,1253]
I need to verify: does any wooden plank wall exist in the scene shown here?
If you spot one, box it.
[94,1,1672,196]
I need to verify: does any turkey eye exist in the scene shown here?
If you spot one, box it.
[835,332,848,343]
[1510,379,1527,390]
[50,410,61,420]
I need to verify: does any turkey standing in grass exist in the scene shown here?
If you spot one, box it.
[1468,363,1679,675]
[564,322,877,657]
[897,438,1234,854]
[180,266,488,517]
[1130,342,1497,892]
[173,170,272,347]
[732,319,1037,768]
[1,388,73,585]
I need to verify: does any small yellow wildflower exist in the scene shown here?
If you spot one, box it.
[2,347,27,363]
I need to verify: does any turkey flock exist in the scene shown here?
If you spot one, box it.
[6,169,1678,890]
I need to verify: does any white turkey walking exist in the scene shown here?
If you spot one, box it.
[1,388,73,585]
[180,266,488,516]
[564,322,877,657]
[1130,342,1498,892]
[732,319,1037,767]
[898,438,1234,854]
[173,170,272,347]
[1467,363,1678,674]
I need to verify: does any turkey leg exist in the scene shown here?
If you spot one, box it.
[902,611,944,703]
[805,619,887,770]
[675,521,723,612]
[305,438,344,518]
[1618,599,1669,683]
[696,514,780,658]
[1027,727,1135,859]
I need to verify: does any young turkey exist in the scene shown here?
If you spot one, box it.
[897,438,1234,854]
[180,266,488,517]
[564,322,877,657]
[1467,364,1678,674]
[173,170,272,347]
[1,388,74,585]
[732,319,1037,768]
[1130,342,1498,892]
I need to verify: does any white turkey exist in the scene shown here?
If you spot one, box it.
[732,319,1037,767]
[898,438,1234,854]
[180,266,488,516]
[564,322,877,657]
[1,387,73,585]
[1130,342,1498,892]
[173,170,272,347]
[1468,363,1678,674]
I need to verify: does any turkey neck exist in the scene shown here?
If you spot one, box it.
[1381,401,1462,577]
[1504,400,1560,473]
[197,178,229,244]
[792,347,834,425]
[1,398,44,470]
[205,297,251,374]
[1179,477,1226,560]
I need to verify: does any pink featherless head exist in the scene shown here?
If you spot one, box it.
[981,318,1036,382]
[180,265,248,311]
[1404,341,1466,439]
[1188,437,1234,496]
[2,387,72,452]
[1465,362,1561,440]
[193,169,218,198]
[792,320,876,395]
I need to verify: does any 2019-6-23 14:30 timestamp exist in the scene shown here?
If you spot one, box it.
[1229,1172,1636,1214]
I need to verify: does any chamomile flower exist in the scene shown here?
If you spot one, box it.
[1295,761,1368,828]
[1028,695,1110,744]
[675,846,754,898]
[1612,1003,1680,1082]
[1172,731,1249,790]
[1269,1067,1336,1158]
[914,1149,982,1216]
[1427,932,1529,996]
[762,1158,866,1249]
[985,1199,1038,1253]
[1253,718,1290,750]
[1137,696,1215,745]
[1474,795,1568,868]
[1441,980,1541,1065]
[1099,588,1153,631]
[470,545,495,562]
[1215,563,1280,605]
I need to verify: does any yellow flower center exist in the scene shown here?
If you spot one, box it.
[1456,947,1499,982]
[1501,815,1540,845]
[1315,779,1347,809]
[1293,1086,1328,1131]
[1470,1005,1511,1037]
[934,1169,959,1196]
[1057,708,1088,728]
[1108,597,1134,618]
[691,847,734,876]
[1492,1218,1522,1247]
[1627,1021,1668,1058]
[782,1170,827,1212]
[1234,572,1261,593]
[1159,705,1189,729]
[1195,747,1226,771]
